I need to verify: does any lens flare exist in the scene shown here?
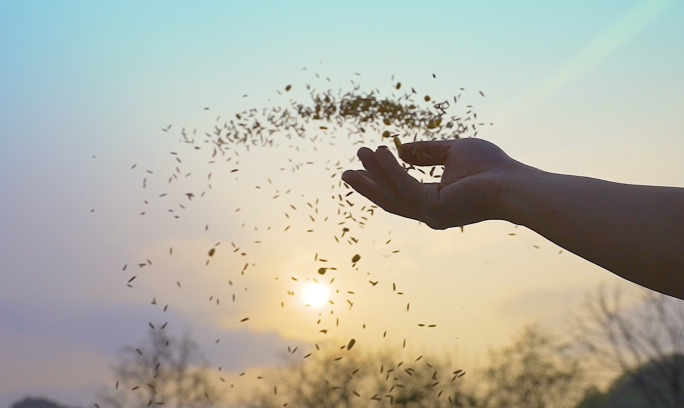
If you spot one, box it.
[302,283,329,307]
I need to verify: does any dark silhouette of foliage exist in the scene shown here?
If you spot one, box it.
[475,323,587,408]
[11,397,77,408]
[570,283,684,407]
[97,329,224,408]
[240,345,474,408]
[241,324,588,408]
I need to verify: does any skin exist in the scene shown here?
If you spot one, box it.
[342,138,684,301]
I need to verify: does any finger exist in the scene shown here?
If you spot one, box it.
[398,140,453,166]
[341,170,417,220]
[374,147,424,210]
[356,147,406,206]
[357,169,373,180]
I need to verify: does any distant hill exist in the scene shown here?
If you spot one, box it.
[10,397,77,408]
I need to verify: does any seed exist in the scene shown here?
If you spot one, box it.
[393,136,402,150]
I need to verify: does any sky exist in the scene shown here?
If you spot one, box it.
[1,0,683,407]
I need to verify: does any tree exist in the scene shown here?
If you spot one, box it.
[570,283,684,408]
[475,323,587,408]
[242,324,589,408]
[97,329,224,408]
[241,345,475,408]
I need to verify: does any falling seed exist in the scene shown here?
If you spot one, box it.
[347,338,356,350]
[241,317,249,322]
[393,136,402,150]
[351,254,361,263]
[208,248,216,257]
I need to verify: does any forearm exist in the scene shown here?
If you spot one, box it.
[502,165,684,299]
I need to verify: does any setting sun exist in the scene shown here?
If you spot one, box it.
[302,283,329,307]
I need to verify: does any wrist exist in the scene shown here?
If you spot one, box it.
[499,163,545,226]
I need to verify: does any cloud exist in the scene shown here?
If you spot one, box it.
[497,285,588,324]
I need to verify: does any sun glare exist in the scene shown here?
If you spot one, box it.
[302,283,329,307]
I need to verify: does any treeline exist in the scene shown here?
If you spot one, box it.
[16,283,684,408]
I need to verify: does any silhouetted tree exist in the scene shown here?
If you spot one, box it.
[241,345,474,408]
[475,323,587,408]
[570,283,684,408]
[97,329,224,408]
[242,324,589,408]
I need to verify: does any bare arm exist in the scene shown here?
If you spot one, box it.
[503,164,684,300]
[342,138,684,300]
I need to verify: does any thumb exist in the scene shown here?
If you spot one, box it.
[396,139,454,166]
[439,160,461,187]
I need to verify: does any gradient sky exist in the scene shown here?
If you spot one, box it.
[1,0,683,407]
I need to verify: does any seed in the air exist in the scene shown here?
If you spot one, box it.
[393,136,402,150]
[208,248,215,257]
[351,254,361,263]
[347,338,356,350]
[285,85,292,91]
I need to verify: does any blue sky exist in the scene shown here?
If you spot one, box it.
[1,1,683,406]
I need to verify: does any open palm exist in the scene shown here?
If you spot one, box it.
[342,138,522,230]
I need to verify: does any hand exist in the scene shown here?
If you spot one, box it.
[341,138,523,230]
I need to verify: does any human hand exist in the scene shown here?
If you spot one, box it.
[341,138,523,230]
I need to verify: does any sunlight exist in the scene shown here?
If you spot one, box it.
[301,283,329,307]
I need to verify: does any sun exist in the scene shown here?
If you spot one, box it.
[302,283,329,307]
